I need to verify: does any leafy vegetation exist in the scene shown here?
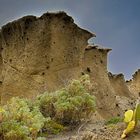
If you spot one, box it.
[121,103,140,139]
[36,74,96,125]
[0,75,96,140]
[105,117,122,125]
[41,119,64,135]
[0,98,46,140]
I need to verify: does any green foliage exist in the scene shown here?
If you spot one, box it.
[42,119,65,135]
[36,137,46,140]
[135,104,140,121]
[0,120,30,140]
[105,117,122,125]
[0,97,46,140]
[0,75,95,139]
[37,74,96,125]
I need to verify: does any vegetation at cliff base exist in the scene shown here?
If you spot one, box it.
[105,117,123,125]
[36,74,96,125]
[0,75,96,140]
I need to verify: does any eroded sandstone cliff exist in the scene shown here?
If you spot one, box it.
[127,69,140,97]
[0,12,138,119]
[108,72,135,115]
[108,72,133,98]
[0,12,95,102]
[82,45,118,118]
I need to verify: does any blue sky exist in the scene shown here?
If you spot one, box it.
[0,0,140,79]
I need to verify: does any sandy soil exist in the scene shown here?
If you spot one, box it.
[47,120,140,140]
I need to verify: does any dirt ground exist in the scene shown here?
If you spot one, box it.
[47,118,140,140]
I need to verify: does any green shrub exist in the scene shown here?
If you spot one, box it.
[0,120,30,140]
[0,97,46,140]
[36,137,46,140]
[105,117,122,125]
[0,75,95,139]
[37,75,96,125]
[42,119,64,135]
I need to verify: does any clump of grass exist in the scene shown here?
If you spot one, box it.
[105,117,123,125]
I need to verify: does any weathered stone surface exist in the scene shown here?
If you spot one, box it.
[82,45,119,118]
[108,72,133,98]
[0,12,95,102]
[0,11,138,120]
[127,69,140,97]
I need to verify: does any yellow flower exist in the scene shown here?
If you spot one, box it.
[121,120,135,139]
[124,110,133,123]
[121,104,140,139]
[29,127,33,131]
[0,107,5,113]
[121,133,126,139]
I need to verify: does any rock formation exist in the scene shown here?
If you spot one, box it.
[127,69,140,97]
[0,11,138,119]
[108,72,133,98]
[82,45,118,118]
[0,12,95,102]
[108,72,135,115]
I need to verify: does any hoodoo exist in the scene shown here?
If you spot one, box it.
[0,12,95,102]
[0,12,138,119]
[127,69,140,97]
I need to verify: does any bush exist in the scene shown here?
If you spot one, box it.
[37,74,96,125]
[0,120,30,140]
[0,97,46,140]
[0,75,95,139]
[41,119,64,135]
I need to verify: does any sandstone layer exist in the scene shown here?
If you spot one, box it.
[0,12,138,119]
[108,72,133,98]
[82,45,117,118]
[127,69,140,97]
[0,12,95,102]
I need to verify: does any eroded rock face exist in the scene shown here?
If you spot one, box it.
[0,12,94,102]
[108,72,135,115]
[82,45,119,118]
[108,72,133,98]
[0,12,137,119]
[127,69,140,97]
